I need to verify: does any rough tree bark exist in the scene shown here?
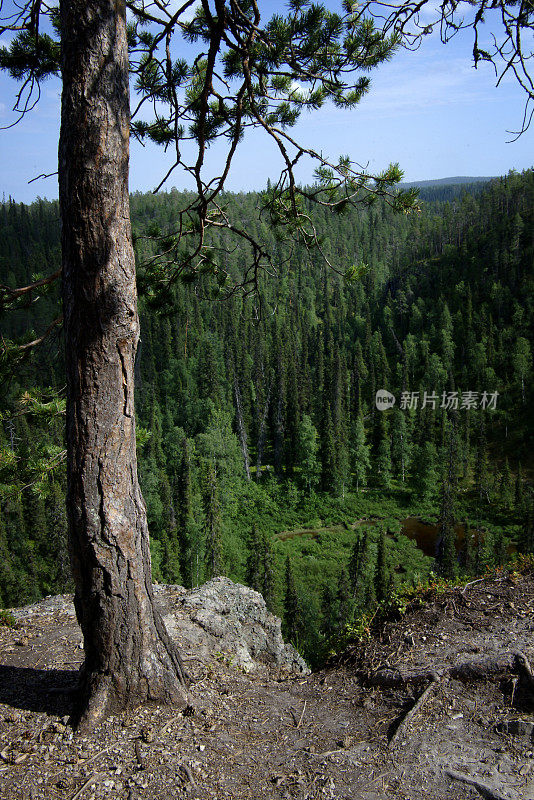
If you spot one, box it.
[59,0,188,731]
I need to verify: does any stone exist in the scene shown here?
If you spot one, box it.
[156,577,309,676]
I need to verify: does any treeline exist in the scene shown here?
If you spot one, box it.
[0,171,532,661]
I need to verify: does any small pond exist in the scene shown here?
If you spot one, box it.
[399,516,473,558]
[277,517,483,559]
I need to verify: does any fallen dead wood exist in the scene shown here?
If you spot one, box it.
[297,700,307,728]
[178,761,196,786]
[69,773,102,800]
[446,768,516,800]
[388,672,440,750]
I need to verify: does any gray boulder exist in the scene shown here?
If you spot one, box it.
[155,577,309,676]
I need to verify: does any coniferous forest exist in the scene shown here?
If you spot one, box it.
[0,170,533,665]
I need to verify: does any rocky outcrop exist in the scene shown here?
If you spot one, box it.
[155,577,309,676]
[10,578,309,677]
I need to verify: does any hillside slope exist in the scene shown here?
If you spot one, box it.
[0,572,533,799]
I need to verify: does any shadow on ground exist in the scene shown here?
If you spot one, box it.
[0,665,78,716]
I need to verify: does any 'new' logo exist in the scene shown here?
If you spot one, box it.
[375,389,395,410]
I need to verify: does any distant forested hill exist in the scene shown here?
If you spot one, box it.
[403,176,495,204]
[404,176,495,187]
[0,170,532,663]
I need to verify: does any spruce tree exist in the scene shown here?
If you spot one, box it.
[320,403,338,493]
[246,524,262,592]
[284,556,300,645]
[480,529,495,570]
[202,461,223,580]
[348,533,363,594]
[350,412,371,492]
[438,479,457,579]
[499,458,514,511]
[159,471,181,584]
[462,520,475,575]
[285,339,300,477]
[176,439,194,587]
[0,505,17,607]
[320,583,336,639]
[350,531,376,608]
[515,463,524,509]
[390,407,411,482]
[519,497,534,554]
[376,437,392,489]
[46,481,70,593]
[296,414,320,494]
[494,532,507,567]
[437,417,459,578]
[261,532,276,612]
[375,530,390,602]
[411,441,439,504]
[474,413,491,504]
[335,569,351,631]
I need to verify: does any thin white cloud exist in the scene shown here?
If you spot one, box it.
[307,47,497,125]
[360,58,488,114]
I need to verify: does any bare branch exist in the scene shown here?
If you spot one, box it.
[0,268,61,307]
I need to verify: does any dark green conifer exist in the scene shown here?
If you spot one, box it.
[494,532,507,566]
[176,439,194,586]
[515,463,524,508]
[462,520,475,575]
[350,412,371,492]
[246,524,262,592]
[348,533,363,595]
[519,497,534,554]
[410,441,438,502]
[499,458,514,511]
[335,569,351,630]
[0,505,17,607]
[202,461,223,580]
[436,419,459,579]
[375,530,390,602]
[261,532,276,612]
[391,407,411,482]
[474,413,491,504]
[375,436,392,490]
[45,481,70,592]
[284,556,300,645]
[320,582,336,639]
[320,403,338,493]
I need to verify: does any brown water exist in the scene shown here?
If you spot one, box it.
[399,516,472,558]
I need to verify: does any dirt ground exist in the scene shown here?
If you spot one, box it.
[1,573,534,800]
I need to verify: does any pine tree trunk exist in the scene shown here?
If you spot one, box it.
[59,0,188,731]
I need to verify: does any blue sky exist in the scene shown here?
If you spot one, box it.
[0,2,532,204]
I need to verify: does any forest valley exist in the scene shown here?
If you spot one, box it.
[0,170,532,668]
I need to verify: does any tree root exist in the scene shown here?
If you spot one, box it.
[514,651,534,689]
[361,667,438,688]
[388,672,440,750]
[362,651,533,690]
[446,768,516,800]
